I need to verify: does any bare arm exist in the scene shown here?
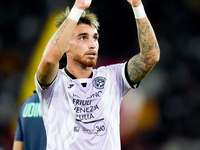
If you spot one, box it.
[127,1,160,83]
[13,141,23,150]
[37,18,76,86]
[36,0,91,87]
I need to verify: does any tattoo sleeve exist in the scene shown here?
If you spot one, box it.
[128,18,160,83]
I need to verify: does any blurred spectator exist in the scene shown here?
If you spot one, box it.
[13,91,46,150]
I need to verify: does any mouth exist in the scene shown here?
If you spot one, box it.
[86,51,97,58]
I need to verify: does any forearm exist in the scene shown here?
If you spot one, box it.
[44,3,88,66]
[37,18,77,85]
[49,18,77,60]
[136,17,160,67]
[37,5,84,85]
[13,141,23,150]
[43,17,77,66]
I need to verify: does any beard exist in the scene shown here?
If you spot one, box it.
[73,52,98,67]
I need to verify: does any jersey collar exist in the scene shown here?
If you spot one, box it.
[64,68,93,79]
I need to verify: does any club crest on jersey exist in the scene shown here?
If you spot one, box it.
[92,77,106,89]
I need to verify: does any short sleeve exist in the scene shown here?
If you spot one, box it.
[14,106,23,141]
[123,62,140,89]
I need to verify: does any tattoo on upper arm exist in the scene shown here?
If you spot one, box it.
[37,70,47,83]
[50,19,70,45]
[128,54,149,83]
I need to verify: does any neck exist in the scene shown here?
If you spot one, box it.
[67,65,93,79]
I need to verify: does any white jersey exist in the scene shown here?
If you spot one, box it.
[35,63,134,150]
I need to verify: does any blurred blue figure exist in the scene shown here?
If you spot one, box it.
[13,91,46,150]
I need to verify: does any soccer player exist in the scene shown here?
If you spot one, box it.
[13,91,46,150]
[35,0,160,149]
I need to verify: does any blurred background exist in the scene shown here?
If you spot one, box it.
[0,0,200,149]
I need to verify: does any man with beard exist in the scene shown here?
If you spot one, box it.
[35,0,160,149]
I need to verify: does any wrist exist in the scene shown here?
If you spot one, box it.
[132,3,146,19]
[68,6,84,22]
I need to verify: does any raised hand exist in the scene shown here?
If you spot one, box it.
[127,0,142,7]
[74,0,92,10]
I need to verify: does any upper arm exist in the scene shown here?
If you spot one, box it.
[36,60,59,87]
[13,141,24,150]
[127,53,153,83]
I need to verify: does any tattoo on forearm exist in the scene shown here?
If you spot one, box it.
[136,19,159,60]
[37,70,47,83]
[50,19,70,45]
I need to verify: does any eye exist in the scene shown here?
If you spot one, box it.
[93,35,99,41]
[80,36,86,40]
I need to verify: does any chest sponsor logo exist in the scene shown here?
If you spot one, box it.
[87,91,102,99]
[92,76,106,89]
[74,120,106,136]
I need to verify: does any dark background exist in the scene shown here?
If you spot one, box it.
[0,0,200,149]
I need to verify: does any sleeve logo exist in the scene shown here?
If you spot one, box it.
[92,76,106,89]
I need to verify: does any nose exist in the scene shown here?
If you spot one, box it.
[88,38,97,50]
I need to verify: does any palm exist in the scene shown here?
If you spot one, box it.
[75,0,92,10]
